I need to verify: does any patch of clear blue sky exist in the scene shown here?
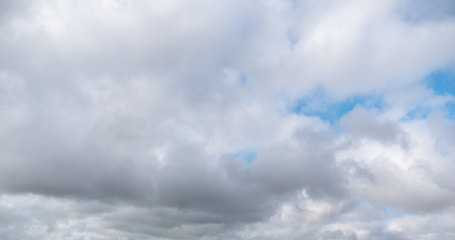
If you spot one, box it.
[425,70,455,119]
[221,149,258,164]
[401,105,433,121]
[426,70,455,95]
[401,70,455,121]
[291,87,384,124]
[234,149,257,164]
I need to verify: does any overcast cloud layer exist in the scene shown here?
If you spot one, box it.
[1,0,455,239]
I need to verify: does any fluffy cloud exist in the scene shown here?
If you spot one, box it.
[1,0,455,239]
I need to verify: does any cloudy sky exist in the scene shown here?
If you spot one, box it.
[1,0,455,239]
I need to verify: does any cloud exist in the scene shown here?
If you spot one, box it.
[339,107,406,144]
[1,0,455,239]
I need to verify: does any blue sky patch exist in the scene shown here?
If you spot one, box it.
[234,149,257,164]
[291,88,384,124]
[423,70,455,119]
[446,102,455,119]
[401,105,433,121]
[401,100,455,122]
[425,70,455,96]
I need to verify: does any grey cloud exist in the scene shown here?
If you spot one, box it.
[339,107,408,145]
[0,85,347,232]
[251,128,345,198]
[1,0,455,239]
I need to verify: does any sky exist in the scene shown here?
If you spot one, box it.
[1,0,455,239]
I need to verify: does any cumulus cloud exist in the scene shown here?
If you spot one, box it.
[1,0,455,239]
